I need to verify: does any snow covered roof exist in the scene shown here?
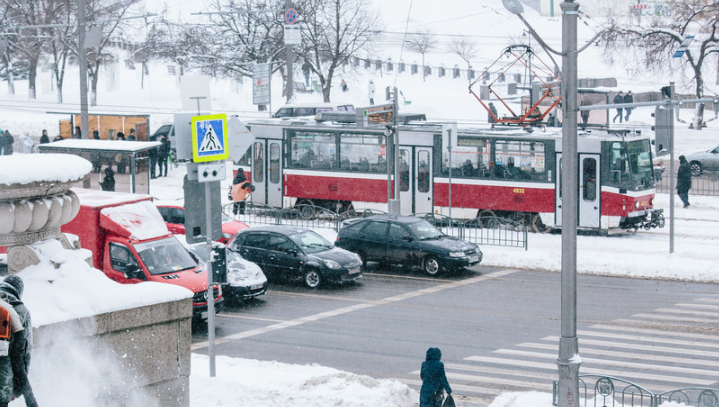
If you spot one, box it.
[0,154,92,186]
[38,139,161,153]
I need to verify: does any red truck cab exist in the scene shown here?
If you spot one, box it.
[62,188,223,320]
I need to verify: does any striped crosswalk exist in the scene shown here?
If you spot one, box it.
[400,293,719,407]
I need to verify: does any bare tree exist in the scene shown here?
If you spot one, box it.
[3,0,54,99]
[295,0,382,102]
[405,29,435,82]
[198,0,286,79]
[77,0,143,106]
[448,36,479,87]
[600,0,719,128]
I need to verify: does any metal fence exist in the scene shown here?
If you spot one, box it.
[553,375,719,407]
[655,171,719,196]
[224,202,529,249]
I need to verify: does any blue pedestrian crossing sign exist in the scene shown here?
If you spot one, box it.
[191,114,229,162]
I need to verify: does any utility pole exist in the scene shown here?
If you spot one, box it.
[284,0,294,103]
[557,2,581,407]
[78,0,89,139]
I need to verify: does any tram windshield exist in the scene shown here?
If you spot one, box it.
[608,139,655,189]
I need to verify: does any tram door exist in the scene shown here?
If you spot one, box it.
[250,140,283,207]
[398,147,433,214]
[579,154,600,228]
[555,153,601,228]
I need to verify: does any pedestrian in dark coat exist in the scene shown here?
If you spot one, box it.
[157,134,170,177]
[419,347,452,407]
[624,90,634,121]
[580,95,592,129]
[677,155,692,208]
[1,131,14,155]
[0,275,39,407]
[612,91,624,123]
[39,130,49,145]
[488,102,498,128]
[100,168,116,191]
[127,129,136,141]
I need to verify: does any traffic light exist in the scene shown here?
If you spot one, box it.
[651,106,671,156]
[661,86,672,99]
[385,86,393,101]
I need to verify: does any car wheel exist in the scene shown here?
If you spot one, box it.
[423,256,441,276]
[303,269,322,288]
[690,161,702,177]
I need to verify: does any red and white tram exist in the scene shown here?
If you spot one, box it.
[236,117,663,233]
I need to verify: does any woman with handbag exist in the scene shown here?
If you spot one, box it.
[420,347,453,407]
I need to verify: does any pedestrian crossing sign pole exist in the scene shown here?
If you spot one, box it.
[191,114,229,163]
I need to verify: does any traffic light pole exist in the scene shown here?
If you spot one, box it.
[668,83,675,254]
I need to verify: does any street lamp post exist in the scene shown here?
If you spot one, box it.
[503,2,582,406]
[557,3,581,407]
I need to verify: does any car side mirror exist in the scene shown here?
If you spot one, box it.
[402,235,414,242]
[124,264,143,280]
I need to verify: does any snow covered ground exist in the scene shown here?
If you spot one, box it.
[2,1,719,406]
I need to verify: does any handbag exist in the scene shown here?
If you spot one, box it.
[442,394,455,407]
[432,389,444,406]
[231,181,251,202]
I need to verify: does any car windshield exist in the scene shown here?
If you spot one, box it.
[407,220,444,240]
[288,230,334,253]
[135,237,198,275]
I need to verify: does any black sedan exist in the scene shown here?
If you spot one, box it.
[226,226,363,288]
[335,215,482,276]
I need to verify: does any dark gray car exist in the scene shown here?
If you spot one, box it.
[335,215,482,276]
[227,226,363,288]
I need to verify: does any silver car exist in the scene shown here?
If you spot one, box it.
[686,145,719,176]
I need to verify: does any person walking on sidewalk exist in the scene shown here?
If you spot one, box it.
[419,347,452,407]
[677,155,692,208]
[612,91,624,123]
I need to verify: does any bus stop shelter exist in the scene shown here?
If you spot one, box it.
[38,139,161,194]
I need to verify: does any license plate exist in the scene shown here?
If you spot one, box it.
[348,267,361,275]
[470,255,479,263]
[251,283,264,290]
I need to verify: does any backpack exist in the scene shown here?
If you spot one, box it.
[0,306,10,356]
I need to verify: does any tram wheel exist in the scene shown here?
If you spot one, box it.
[530,213,550,233]
[478,210,498,228]
[297,199,316,220]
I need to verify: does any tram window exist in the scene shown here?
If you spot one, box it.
[236,146,251,167]
[418,151,430,193]
[400,149,410,192]
[609,142,630,183]
[453,138,491,178]
[269,143,281,184]
[253,142,264,183]
[583,158,597,201]
[290,131,336,169]
[494,140,545,181]
[338,133,387,173]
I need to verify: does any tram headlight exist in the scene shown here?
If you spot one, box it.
[635,201,640,209]
[622,200,626,211]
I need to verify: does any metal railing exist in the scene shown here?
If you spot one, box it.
[224,202,529,249]
[553,375,719,407]
[654,171,719,196]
